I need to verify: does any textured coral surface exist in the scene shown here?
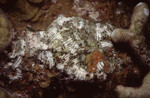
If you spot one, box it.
[0,0,150,98]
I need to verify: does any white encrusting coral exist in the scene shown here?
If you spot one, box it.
[9,39,26,58]
[97,62,104,71]
[8,69,22,81]
[26,31,48,52]
[72,1,100,21]
[12,56,22,69]
[38,51,55,69]
[100,41,113,48]
[67,64,89,80]
[8,14,124,81]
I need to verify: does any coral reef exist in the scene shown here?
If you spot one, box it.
[0,0,149,97]
[0,10,12,51]
[0,13,134,97]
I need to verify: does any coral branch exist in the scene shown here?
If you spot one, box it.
[113,2,150,98]
[130,2,149,33]
[111,2,150,67]
[116,72,150,98]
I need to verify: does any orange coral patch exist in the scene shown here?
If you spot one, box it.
[86,50,106,72]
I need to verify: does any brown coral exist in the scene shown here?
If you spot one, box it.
[86,50,109,72]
